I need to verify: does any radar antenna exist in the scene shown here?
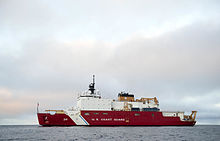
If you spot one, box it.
[89,75,95,94]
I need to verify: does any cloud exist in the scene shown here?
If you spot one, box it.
[1,21,220,124]
[0,87,79,122]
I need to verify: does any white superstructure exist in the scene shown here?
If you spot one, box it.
[75,75,159,112]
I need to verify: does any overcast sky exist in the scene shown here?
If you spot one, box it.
[0,0,220,125]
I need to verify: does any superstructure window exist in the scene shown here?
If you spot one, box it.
[84,113,90,115]
[135,113,140,116]
[103,113,108,115]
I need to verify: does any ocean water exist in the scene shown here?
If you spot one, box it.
[0,125,219,141]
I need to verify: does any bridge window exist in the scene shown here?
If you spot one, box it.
[84,113,90,115]
[135,113,140,116]
[103,113,108,115]
[93,113,99,115]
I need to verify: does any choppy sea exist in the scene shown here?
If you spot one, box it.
[0,125,219,141]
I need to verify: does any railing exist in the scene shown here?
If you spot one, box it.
[45,110,65,114]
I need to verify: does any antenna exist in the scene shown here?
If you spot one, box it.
[37,102,39,113]
[93,75,95,84]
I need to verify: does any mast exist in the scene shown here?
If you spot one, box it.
[89,75,95,94]
[93,75,95,84]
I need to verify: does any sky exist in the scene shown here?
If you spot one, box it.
[0,0,220,125]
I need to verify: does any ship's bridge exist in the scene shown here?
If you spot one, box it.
[79,90,101,98]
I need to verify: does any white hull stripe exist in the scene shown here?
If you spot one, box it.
[65,111,88,125]
[79,115,89,125]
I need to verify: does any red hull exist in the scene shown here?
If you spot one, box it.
[38,111,196,126]
[37,113,76,126]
